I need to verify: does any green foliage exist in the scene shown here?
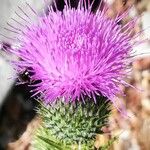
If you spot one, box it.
[33,95,112,149]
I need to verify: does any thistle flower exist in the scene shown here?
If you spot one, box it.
[8,0,137,110]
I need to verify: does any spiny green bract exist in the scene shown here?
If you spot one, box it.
[34,95,111,149]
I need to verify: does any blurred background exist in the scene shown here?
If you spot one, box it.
[0,0,150,150]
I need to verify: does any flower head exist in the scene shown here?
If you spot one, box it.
[9,0,137,110]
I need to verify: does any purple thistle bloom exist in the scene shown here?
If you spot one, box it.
[8,0,138,112]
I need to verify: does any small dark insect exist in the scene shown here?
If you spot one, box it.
[19,68,42,87]
[19,69,31,83]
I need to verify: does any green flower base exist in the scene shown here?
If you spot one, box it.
[33,95,113,149]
